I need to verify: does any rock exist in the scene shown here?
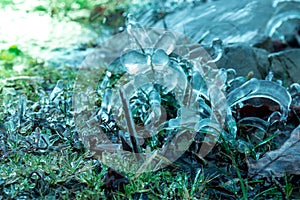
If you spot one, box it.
[216,44,300,86]
[138,0,275,45]
[253,37,276,52]
[269,49,300,86]
[253,37,289,53]
[138,0,300,46]
[216,43,269,79]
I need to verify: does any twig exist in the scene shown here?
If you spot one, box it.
[119,87,141,157]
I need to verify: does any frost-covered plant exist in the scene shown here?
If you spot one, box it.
[74,17,228,174]
[74,16,300,177]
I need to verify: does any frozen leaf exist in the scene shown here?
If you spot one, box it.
[248,125,300,178]
[126,14,152,50]
[151,49,169,69]
[265,71,274,81]
[206,38,223,64]
[145,88,162,126]
[238,117,269,133]
[227,76,246,92]
[50,80,64,101]
[289,83,300,106]
[225,107,237,139]
[19,121,33,134]
[226,68,237,81]
[120,48,170,74]
[121,50,149,74]
[18,94,27,124]
[265,9,300,39]
[191,71,209,100]
[289,83,300,95]
[236,139,253,153]
[227,78,291,121]
[101,89,113,113]
[99,71,112,89]
[154,31,176,55]
[267,111,282,124]
[196,118,223,157]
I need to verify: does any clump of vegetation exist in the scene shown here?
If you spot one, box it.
[1,1,300,199]
[1,43,299,198]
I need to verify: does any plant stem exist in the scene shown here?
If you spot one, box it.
[119,87,141,157]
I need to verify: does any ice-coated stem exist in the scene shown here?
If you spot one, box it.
[119,87,141,156]
[145,88,162,125]
[18,94,27,125]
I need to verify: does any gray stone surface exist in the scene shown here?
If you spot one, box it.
[138,0,300,46]
[215,44,300,85]
[139,0,275,45]
[215,43,269,79]
[269,49,300,85]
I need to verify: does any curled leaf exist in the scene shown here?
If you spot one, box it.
[238,117,269,133]
[227,78,291,121]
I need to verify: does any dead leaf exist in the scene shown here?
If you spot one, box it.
[248,125,300,178]
[102,167,129,191]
